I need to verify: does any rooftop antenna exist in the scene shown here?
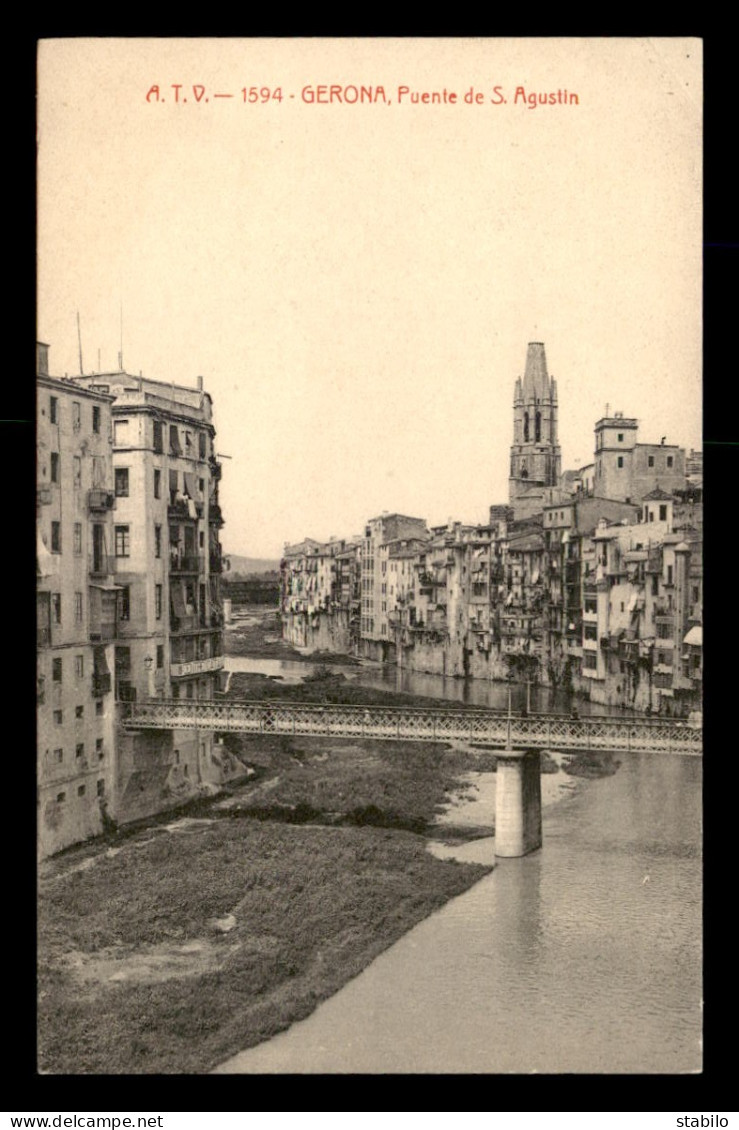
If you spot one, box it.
[118,301,124,371]
[76,312,85,375]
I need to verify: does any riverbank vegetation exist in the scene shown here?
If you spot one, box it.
[38,669,495,1075]
[39,816,489,1074]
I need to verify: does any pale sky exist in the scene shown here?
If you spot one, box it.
[37,38,702,559]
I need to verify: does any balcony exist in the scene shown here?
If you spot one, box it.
[89,555,116,578]
[208,503,224,527]
[91,672,112,697]
[88,489,115,512]
[209,552,223,574]
[168,498,203,520]
[169,553,204,574]
[170,655,225,678]
[89,620,117,643]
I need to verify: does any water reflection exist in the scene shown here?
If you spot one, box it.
[225,655,626,718]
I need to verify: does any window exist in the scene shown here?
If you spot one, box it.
[648,455,655,468]
[97,779,105,797]
[75,655,84,678]
[92,405,101,433]
[153,420,163,453]
[199,531,204,549]
[115,526,130,557]
[155,525,162,558]
[52,593,61,624]
[186,682,194,700]
[198,478,205,494]
[156,644,164,669]
[666,456,673,468]
[119,585,130,621]
[617,456,624,469]
[53,710,63,725]
[169,425,181,455]
[618,433,623,442]
[50,452,60,483]
[73,523,82,556]
[96,738,104,759]
[73,456,81,488]
[77,785,86,797]
[198,433,206,458]
[75,592,83,623]
[667,565,673,585]
[155,584,162,620]
[95,700,103,716]
[56,792,66,804]
[50,396,58,423]
[115,468,129,497]
[172,684,180,700]
[54,749,63,764]
[76,743,84,759]
[51,522,61,553]
[75,705,84,719]
[114,420,130,446]
[659,505,667,521]
[154,469,161,499]
[52,657,62,683]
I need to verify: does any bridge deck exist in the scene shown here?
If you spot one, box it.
[122,700,701,755]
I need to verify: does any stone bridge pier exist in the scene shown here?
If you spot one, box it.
[494,749,542,858]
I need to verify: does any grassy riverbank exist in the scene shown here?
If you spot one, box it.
[39,818,489,1075]
[38,667,494,1075]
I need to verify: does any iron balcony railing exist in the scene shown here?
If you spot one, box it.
[122,699,702,754]
[90,555,116,577]
[88,489,115,511]
[91,672,112,696]
[169,553,204,574]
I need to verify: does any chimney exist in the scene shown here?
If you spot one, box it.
[197,375,204,391]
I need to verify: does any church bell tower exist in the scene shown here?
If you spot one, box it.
[508,342,562,504]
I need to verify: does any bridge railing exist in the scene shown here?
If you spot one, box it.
[122,699,702,754]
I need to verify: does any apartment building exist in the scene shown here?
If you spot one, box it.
[69,368,231,824]
[37,344,119,856]
[278,343,701,715]
[360,514,429,658]
[281,537,361,653]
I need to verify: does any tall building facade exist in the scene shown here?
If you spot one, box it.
[71,369,229,826]
[37,344,119,856]
[509,342,561,511]
[592,413,687,503]
[37,343,238,858]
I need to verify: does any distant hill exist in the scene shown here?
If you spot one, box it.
[225,555,281,575]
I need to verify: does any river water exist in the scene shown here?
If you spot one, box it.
[216,657,702,1074]
[226,655,631,717]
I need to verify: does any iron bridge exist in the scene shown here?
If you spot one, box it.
[122,700,701,755]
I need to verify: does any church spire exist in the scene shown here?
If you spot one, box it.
[522,342,552,403]
[508,341,562,510]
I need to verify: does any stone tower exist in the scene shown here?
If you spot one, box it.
[508,342,562,504]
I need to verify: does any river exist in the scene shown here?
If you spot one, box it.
[215,657,702,1074]
[226,655,635,717]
